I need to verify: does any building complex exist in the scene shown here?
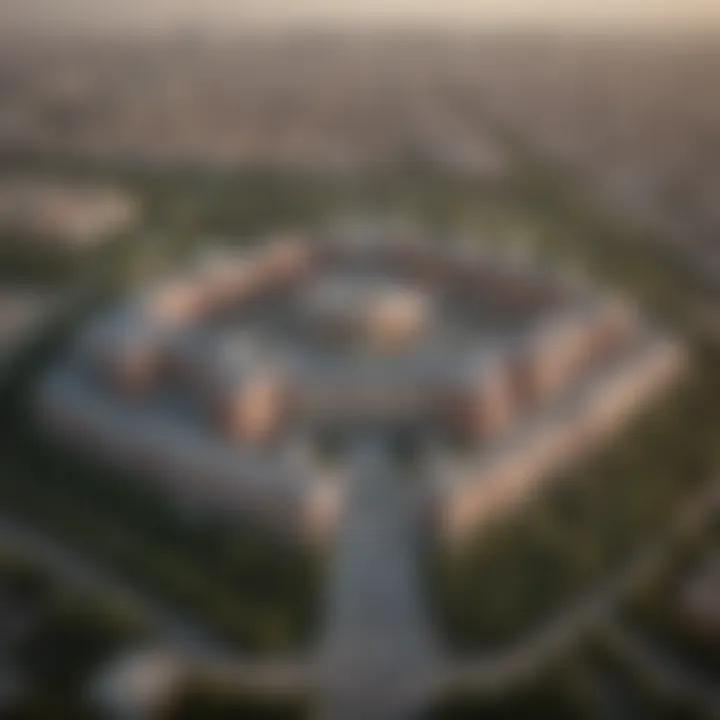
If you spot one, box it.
[35,229,685,544]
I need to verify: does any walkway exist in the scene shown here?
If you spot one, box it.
[316,440,440,720]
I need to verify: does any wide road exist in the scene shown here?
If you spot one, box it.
[316,439,440,720]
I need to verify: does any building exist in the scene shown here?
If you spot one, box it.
[34,230,683,546]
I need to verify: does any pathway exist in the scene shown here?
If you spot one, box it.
[316,439,440,720]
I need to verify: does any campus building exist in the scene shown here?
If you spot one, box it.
[35,230,685,544]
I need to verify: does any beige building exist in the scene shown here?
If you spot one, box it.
[35,232,682,546]
[0,177,139,245]
[214,373,287,443]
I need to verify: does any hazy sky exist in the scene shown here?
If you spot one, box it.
[6,0,720,31]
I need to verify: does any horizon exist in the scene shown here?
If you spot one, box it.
[5,0,720,35]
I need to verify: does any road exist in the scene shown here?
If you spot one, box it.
[0,511,229,659]
[2,425,719,718]
[316,440,440,720]
[601,621,720,713]
[441,481,720,697]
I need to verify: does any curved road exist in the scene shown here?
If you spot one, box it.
[0,510,228,659]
